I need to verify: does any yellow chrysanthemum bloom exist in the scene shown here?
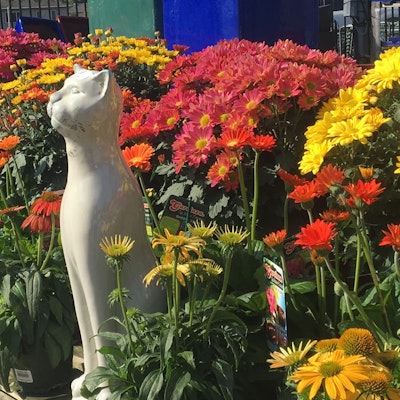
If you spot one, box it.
[304,118,333,145]
[338,328,378,357]
[299,141,332,175]
[143,262,189,287]
[99,235,135,258]
[327,116,376,146]
[187,220,217,239]
[267,340,317,370]
[152,229,205,259]
[288,349,369,400]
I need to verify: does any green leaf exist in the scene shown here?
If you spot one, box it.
[97,345,125,359]
[48,295,63,325]
[290,280,317,294]
[82,366,115,393]
[0,275,11,305]
[236,291,266,313]
[43,330,62,368]
[139,370,164,400]
[159,327,174,367]
[47,321,73,361]
[177,351,195,370]
[211,359,234,400]
[26,270,42,321]
[164,370,191,400]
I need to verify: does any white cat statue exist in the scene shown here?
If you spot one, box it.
[47,64,163,400]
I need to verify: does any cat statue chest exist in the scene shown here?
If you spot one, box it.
[47,65,163,400]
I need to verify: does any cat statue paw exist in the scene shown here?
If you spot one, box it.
[47,64,164,399]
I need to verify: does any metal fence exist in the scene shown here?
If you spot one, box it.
[0,0,87,30]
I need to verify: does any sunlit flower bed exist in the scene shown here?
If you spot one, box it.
[1,28,400,399]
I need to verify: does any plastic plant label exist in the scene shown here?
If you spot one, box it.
[14,368,33,383]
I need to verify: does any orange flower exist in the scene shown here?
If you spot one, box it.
[315,164,346,192]
[250,134,276,152]
[0,135,20,151]
[295,219,337,252]
[344,179,385,207]
[379,224,400,251]
[263,229,287,248]
[358,165,374,180]
[215,128,252,150]
[21,213,53,233]
[288,181,319,204]
[122,143,155,172]
[31,191,62,216]
[0,151,11,168]
[0,205,25,215]
[277,169,307,188]
[320,209,350,223]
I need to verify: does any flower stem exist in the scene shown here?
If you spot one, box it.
[236,152,252,252]
[324,257,387,349]
[0,187,26,268]
[115,262,135,350]
[353,225,362,293]
[394,251,400,280]
[136,171,161,234]
[205,249,233,336]
[39,213,56,271]
[279,255,300,311]
[188,276,198,326]
[172,249,180,330]
[250,151,260,242]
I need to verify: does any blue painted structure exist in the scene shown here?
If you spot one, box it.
[162,0,319,52]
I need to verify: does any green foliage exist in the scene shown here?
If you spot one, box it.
[81,234,268,400]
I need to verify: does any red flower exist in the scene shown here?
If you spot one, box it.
[379,224,400,251]
[207,154,239,192]
[343,179,385,207]
[315,164,346,192]
[295,219,337,252]
[0,151,11,168]
[288,180,320,204]
[21,214,53,233]
[215,128,252,150]
[250,134,276,152]
[122,143,155,173]
[31,191,62,216]
[277,168,307,188]
[263,229,287,248]
[320,209,350,223]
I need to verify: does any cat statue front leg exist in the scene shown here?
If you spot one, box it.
[48,65,164,400]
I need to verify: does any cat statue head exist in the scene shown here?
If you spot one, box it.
[47,64,123,142]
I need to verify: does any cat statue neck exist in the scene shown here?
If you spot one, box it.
[47,64,163,400]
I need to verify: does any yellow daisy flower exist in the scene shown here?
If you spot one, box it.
[215,225,249,246]
[187,220,217,238]
[152,229,205,259]
[99,235,135,259]
[288,349,368,400]
[267,339,317,369]
[143,262,189,287]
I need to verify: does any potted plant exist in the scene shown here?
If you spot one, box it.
[0,136,76,395]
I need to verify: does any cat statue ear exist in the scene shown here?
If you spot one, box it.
[73,64,121,114]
